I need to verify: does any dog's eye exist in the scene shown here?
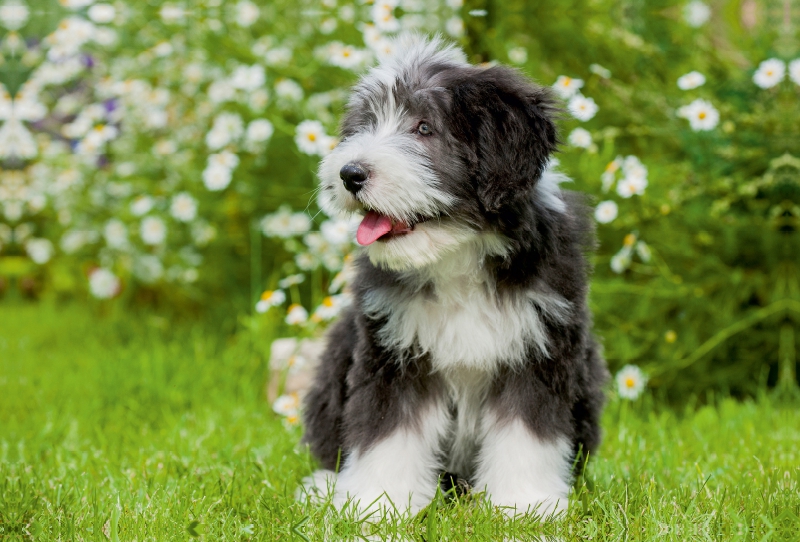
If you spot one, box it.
[417,123,433,136]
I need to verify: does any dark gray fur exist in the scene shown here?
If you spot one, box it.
[303,51,607,484]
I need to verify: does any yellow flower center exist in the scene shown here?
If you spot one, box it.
[766,70,773,76]
[343,50,351,57]
[260,290,273,301]
[323,296,334,307]
[307,133,316,142]
[698,111,707,120]
[624,233,636,247]
[563,77,571,86]
[625,377,636,388]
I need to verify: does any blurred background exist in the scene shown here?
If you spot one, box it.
[1,0,799,401]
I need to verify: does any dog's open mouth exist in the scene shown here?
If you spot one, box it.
[356,211,419,246]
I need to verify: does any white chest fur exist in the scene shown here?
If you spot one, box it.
[362,238,569,372]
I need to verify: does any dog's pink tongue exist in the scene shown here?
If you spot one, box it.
[357,211,393,246]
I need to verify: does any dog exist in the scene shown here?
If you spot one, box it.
[300,34,607,516]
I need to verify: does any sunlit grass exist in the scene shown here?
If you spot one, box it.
[1,302,797,541]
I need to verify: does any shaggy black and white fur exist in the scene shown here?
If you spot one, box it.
[301,35,607,516]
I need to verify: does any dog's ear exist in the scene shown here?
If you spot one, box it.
[450,66,559,213]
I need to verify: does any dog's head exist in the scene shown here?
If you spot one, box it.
[318,34,560,271]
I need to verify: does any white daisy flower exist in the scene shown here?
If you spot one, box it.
[290,213,313,236]
[753,58,786,89]
[104,219,128,249]
[60,230,92,254]
[207,79,236,104]
[89,268,121,299]
[295,252,317,271]
[508,47,527,65]
[272,392,300,417]
[616,365,648,400]
[269,338,298,370]
[255,289,286,313]
[206,112,244,150]
[445,16,464,37]
[372,1,400,32]
[683,1,711,27]
[235,0,260,27]
[312,294,350,322]
[170,193,198,222]
[320,218,352,246]
[278,274,305,288]
[87,4,115,24]
[610,245,632,274]
[552,75,584,99]
[594,201,618,224]
[261,207,310,238]
[230,64,265,91]
[589,64,611,78]
[140,216,167,245]
[616,176,646,198]
[786,58,800,86]
[202,163,233,191]
[677,98,719,131]
[245,119,274,144]
[208,150,240,169]
[635,240,652,262]
[326,42,369,70]
[677,71,706,90]
[295,120,328,155]
[285,304,309,325]
[568,127,592,149]
[329,256,356,293]
[263,47,292,66]
[0,2,29,30]
[275,79,304,101]
[133,255,164,283]
[567,94,598,121]
[191,221,217,247]
[159,4,185,23]
[25,238,53,264]
[248,89,270,111]
[601,158,622,192]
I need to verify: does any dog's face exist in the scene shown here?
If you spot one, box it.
[318,35,558,271]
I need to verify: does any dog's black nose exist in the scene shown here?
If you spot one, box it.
[340,163,369,194]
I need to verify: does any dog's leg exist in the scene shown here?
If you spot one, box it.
[301,312,356,470]
[474,411,572,517]
[333,401,449,515]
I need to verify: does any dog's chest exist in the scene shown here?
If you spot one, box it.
[372,277,545,371]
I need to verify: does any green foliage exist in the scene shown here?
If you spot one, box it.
[1,0,799,395]
[464,0,800,396]
[1,302,798,540]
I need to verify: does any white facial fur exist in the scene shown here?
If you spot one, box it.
[316,35,474,271]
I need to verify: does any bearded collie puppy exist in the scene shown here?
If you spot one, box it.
[300,34,607,516]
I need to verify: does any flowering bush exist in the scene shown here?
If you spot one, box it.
[2,0,798,398]
[0,0,465,305]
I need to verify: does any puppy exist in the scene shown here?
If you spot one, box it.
[301,34,607,516]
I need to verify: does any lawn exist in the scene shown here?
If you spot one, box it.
[1,302,798,541]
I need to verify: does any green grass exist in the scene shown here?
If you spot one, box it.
[1,302,798,541]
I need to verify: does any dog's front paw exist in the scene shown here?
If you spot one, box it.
[488,491,568,518]
[296,469,337,503]
[332,481,432,516]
